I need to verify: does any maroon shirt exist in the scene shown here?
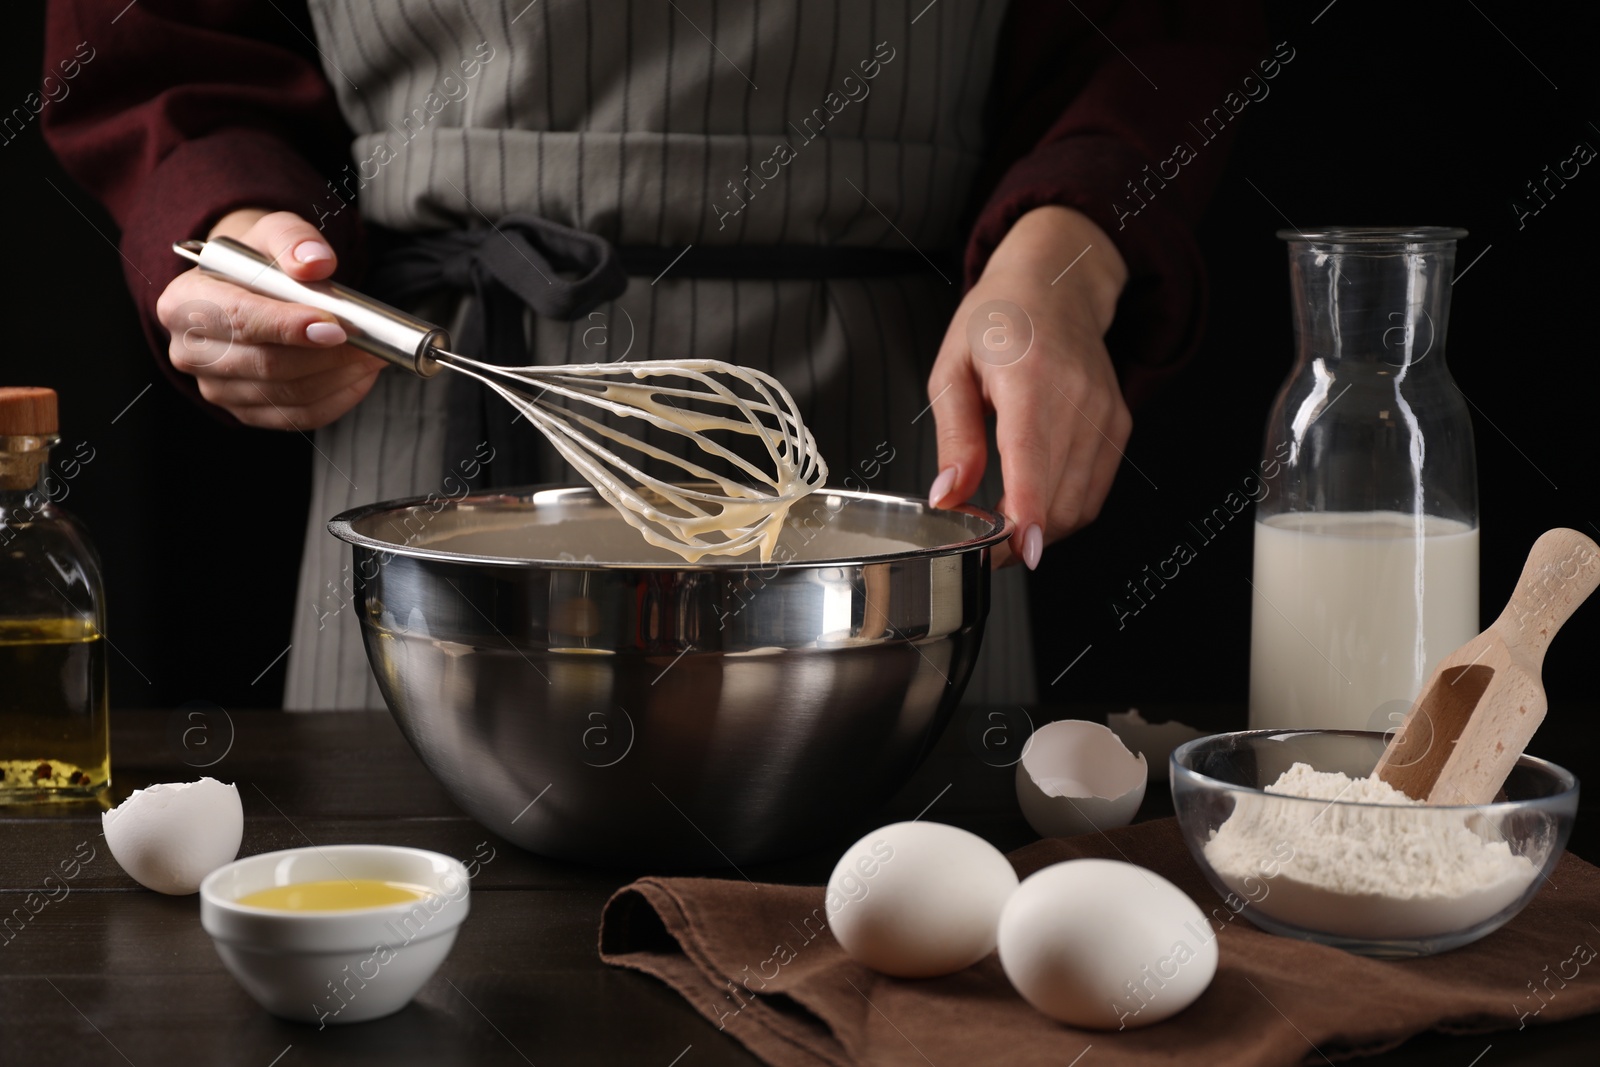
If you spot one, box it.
[42,0,1264,415]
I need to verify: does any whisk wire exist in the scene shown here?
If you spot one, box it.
[529,372,807,468]
[440,353,827,560]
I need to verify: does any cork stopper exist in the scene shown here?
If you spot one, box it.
[0,387,58,436]
[0,387,57,489]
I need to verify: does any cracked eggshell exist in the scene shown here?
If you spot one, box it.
[102,778,244,895]
[1106,708,1206,783]
[1015,720,1147,838]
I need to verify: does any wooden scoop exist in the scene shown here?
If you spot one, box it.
[1374,528,1600,805]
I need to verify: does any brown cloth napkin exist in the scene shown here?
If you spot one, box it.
[599,818,1600,1066]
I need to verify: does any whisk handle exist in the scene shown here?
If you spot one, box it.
[172,237,447,378]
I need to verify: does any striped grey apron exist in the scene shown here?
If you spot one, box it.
[287,0,1036,711]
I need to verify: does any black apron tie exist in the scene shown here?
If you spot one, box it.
[366,214,629,489]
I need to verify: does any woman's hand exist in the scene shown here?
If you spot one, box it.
[927,206,1131,569]
[155,209,386,430]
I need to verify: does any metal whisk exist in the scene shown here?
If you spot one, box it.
[174,238,827,560]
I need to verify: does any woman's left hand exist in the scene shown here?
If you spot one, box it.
[926,206,1131,569]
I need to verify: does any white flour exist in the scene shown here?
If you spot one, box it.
[1204,763,1542,940]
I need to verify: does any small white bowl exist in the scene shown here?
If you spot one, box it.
[199,845,470,1025]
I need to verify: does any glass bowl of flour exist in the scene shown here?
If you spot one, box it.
[1171,730,1577,958]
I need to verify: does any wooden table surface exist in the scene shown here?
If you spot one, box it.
[4,707,1598,1067]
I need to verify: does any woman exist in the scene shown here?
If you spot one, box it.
[43,0,1260,709]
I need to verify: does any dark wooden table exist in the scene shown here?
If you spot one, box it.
[4,707,1598,1066]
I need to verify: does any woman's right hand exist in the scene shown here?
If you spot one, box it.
[155,209,387,430]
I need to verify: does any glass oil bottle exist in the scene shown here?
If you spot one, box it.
[0,387,109,802]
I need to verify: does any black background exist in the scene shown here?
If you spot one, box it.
[3,3,1596,776]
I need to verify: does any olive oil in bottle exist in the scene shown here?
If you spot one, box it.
[0,388,110,803]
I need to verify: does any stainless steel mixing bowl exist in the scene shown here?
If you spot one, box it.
[328,486,1009,866]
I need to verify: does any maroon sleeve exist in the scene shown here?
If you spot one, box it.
[42,0,364,420]
[966,0,1269,408]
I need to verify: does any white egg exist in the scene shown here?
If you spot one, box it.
[102,778,244,895]
[826,821,1019,978]
[1015,720,1147,838]
[998,859,1217,1030]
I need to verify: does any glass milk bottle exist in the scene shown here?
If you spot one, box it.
[1249,228,1478,732]
[0,387,110,801]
